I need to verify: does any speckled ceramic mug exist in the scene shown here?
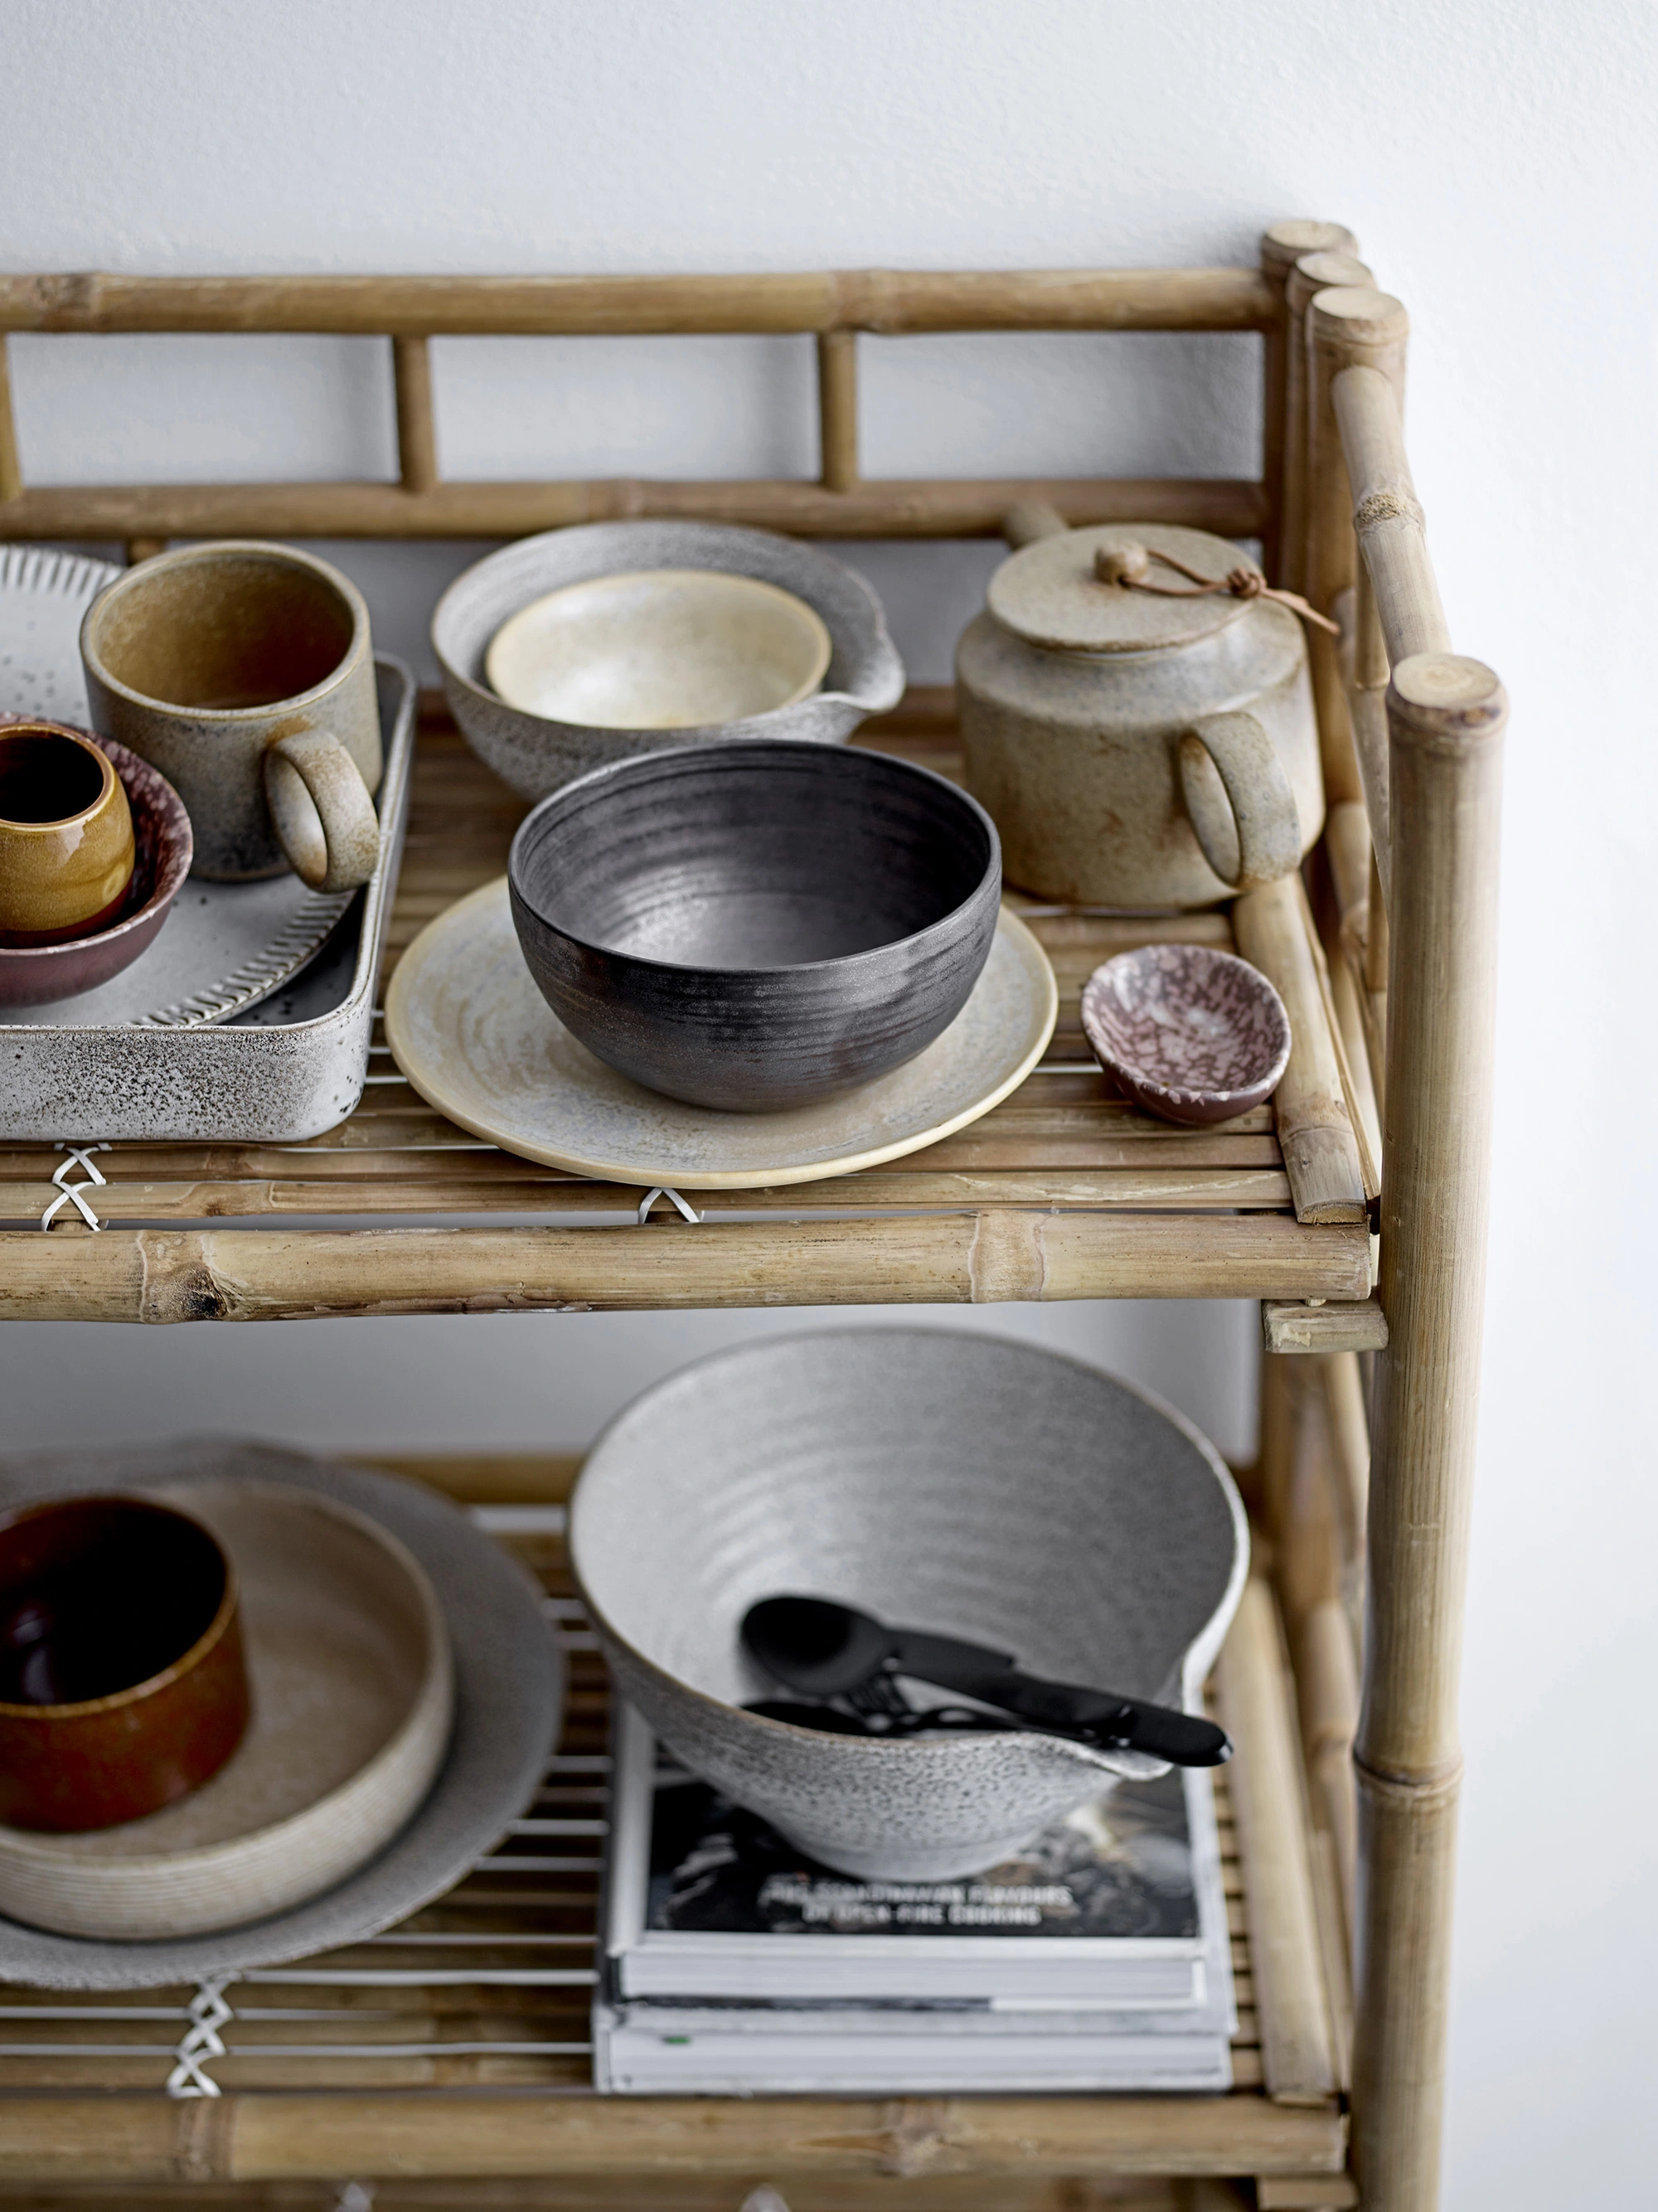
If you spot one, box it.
[80,543,381,889]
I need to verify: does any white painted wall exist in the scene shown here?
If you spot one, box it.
[2,3,1655,2200]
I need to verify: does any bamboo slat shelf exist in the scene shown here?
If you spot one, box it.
[0,227,1504,2212]
[0,693,1374,1323]
[0,1454,1350,2211]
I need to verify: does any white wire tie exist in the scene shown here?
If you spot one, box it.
[636,1186,703,1225]
[336,2187,376,2212]
[164,1976,236,2098]
[41,1143,111,1233]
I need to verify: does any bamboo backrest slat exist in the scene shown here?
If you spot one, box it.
[0,264,1277,551]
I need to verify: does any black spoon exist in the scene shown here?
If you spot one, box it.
[741,1594,1230,1767]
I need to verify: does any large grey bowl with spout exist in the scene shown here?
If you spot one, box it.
[570,1330,1248,1880]
[507,740,1000,1112]
[434,521,905,801]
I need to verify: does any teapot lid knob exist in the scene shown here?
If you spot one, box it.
[1093,541,1151,586]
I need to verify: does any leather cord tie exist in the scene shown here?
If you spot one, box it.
[1093,541,1341,634]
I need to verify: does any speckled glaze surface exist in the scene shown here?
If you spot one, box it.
[434,521,905,801]
[487,569,832,727]
[80,542,382,884]
[508,742,1001,1111]
[0,1441,561,1991]
[570,1330,1248,1880]
[0,1482,453,1941]
[1080,944,1292,1127]
[957,522,1324,906]
[0,660,414,1142]
[0,730,191,1010]
[386,883,1054,1189]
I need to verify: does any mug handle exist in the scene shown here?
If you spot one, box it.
[1176,711,1302,893]
[263,730,381,893]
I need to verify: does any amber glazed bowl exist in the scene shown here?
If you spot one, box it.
[0,724,191,1009]
[0,1494,250,1832]
[0,719,134,945]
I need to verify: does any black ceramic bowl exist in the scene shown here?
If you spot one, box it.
[507,740,1001,1111]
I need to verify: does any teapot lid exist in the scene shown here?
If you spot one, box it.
[988,522,1265,654]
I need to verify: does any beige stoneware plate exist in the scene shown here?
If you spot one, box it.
[385,877,1057,1189]
[485,569,832,729]
[0,1482,453,1941]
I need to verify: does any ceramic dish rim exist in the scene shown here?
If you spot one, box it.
[1079,942,1292,1110]
[78,540,371,725]
[0,1481,452,1878]
[484,568,835,726]
[384,882,1057,1190]
[507,739,1001,979]
[0,720,119,836]
[432,519,904,734]
[0,727,191,978]
[0,654,412,1037]
[0,1490,238,1724]
[569,1323,1251,1755]
[0,1441,562,1987]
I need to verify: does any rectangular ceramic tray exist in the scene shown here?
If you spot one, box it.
[0,657,416,1144]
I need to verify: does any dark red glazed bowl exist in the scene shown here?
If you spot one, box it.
[0,1492,250,1832]
[0,720,192,1010]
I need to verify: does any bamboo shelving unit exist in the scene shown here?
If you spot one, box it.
[0,222,1503,2212]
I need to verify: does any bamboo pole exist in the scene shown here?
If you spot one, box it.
[1293,874,1379,1202]
[1261,1300,1387,1356]
[0,266,1279,337]
[1331,365,1450,667]
[0,2089,1343,2182]
[1258,224,1359,586]
[816,329,859,492]
[0,472,1268,544]
[1351,652,1505,2212]
[1320,1349,1371,1645]
[1278,250,1370,597]
[0,1165,1299,1221]
[1232,875,1367,1224]
[1305,290,1408,808]
[1214,1579,1337,2104]
[0,333,21,502]
[0,1211,1371,1322]
[392,335,439,494]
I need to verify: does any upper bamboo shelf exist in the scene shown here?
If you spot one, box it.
[0,242,1389,1329]
[0,698,1374,1326]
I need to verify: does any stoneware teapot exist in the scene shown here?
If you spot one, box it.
[957,515,1325,907]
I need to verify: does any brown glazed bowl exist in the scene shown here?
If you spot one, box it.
[1080,943,1292,1127]
[0,1494,250,1832]
[0,722,192,1009]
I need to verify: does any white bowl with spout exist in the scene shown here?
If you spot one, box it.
[570,1329,1248,1880]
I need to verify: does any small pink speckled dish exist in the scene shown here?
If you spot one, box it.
[1080,943,1291,1127]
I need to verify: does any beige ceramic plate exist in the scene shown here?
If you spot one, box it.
[0,1482,453,1940]
[484,568,833,729]
[385,878,1057,1189]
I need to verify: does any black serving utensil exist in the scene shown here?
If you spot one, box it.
[741,1594,1230,1767]
[742,1698,1029,1739]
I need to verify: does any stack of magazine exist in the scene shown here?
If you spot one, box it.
[594,1703,1234,2093]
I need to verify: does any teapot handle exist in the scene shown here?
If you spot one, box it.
[1177,712,1302,893]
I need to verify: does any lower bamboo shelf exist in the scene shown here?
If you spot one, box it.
[0,1454,1351,2210]
[0,696,1372,1324]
